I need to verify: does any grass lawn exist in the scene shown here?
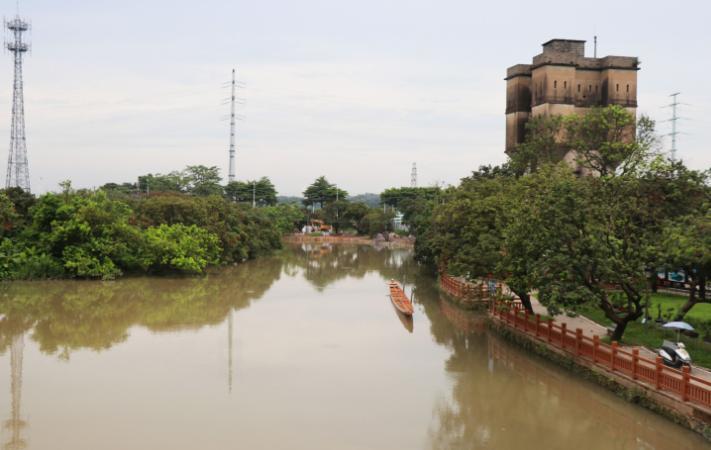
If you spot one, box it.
[648,292,711,321]
[578,292,711,369]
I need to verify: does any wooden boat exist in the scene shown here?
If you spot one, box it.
[388,279,414,316]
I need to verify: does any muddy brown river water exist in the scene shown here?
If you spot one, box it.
[0,244,707,449]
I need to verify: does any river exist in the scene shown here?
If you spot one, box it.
[0,244,707,449]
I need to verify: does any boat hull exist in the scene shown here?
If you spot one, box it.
[388,280,414,316]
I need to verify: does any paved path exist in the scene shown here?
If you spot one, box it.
[529,297,711,381]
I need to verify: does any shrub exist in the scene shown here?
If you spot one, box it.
[143,224,221,274]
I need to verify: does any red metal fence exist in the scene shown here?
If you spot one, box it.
[490,301,711,410]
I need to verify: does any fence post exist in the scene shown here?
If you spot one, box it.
[575,329,583,356]
[632,348,639,380]
[547,319,553,343]
[560,323,567,349]
[655,356,663,390]
[592,335,599,363]
[535,314,541,338]
[611,341,618,371]
[682,366,690,401]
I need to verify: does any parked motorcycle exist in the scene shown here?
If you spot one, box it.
[658,340,692,368]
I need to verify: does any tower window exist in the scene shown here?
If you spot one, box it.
[554,80,557,89]
[564,81,567,89]
[626,84,630,93]
[616,84,619,92]
[588,85,592,92]
[577,84,581,93]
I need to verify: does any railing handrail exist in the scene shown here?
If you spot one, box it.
[488,299,711,410]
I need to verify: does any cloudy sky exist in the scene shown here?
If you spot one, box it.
[2,0,709,195]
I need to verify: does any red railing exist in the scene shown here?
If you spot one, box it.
[490,301,711,410]
[439,273,499,301]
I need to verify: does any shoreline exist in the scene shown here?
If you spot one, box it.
[282,234,415,248]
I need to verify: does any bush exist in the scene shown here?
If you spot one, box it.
[143,224,221,274]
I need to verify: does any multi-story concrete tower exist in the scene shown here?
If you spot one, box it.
[5,14,31,192]
[505,39,639,163]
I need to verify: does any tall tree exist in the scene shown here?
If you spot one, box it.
[663,210,711,320]
[303,176,347,209]
[184,165,223,196]
[225,177,278,206]
[563,106,658,176]
[503,166,665,341]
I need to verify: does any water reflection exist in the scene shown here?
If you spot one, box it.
[283,243,416,291]
[426,295,706,450]
[0,256,283,358]
[0,244,706,450]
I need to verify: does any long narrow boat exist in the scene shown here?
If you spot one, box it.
[388,279,414,316]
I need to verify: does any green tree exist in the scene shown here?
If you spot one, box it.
[143,224,221,274]
[138,171,187,194]
[503,166,661,341]
[184,165,223,196]
[662,209,711,320]
[23,190,145,279]
[563,106,658,176]
[262,203,306,234]
[303,176,347,209]
[225,177,277,206]
[509,114,564,175]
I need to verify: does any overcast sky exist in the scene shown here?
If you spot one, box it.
[2,0,709,195]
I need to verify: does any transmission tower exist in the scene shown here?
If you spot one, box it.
[667,92,681,161]
[228,69,237,183]
[4,12,31,192]
[410,162,417,188]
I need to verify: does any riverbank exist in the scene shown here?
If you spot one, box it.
[437,273,711,441]
[488,309,711,441]
[283,234,415,248]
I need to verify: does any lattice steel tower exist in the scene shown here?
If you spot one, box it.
[410,162,417,188]
[228,69,236,182]
[5,13,31,192]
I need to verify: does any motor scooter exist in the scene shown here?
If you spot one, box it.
[658,340,691,369]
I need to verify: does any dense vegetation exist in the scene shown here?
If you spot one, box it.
[0,168,402,281]
[391,106,710,342]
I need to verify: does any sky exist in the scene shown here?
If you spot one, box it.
[1,0,709,195]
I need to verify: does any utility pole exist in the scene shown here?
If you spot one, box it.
[410,162,417,188]
[5,9,31,192]
[228,69,237,182]
[667,92,681,161]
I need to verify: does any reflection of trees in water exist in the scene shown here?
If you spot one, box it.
[281,243,416,291]
[0,256,283,358]
[422,297,701,450]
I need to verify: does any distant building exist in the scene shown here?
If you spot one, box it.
[505,39,639,168]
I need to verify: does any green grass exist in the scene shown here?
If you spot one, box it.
[648,292,711,321]
[578,294,711,369]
